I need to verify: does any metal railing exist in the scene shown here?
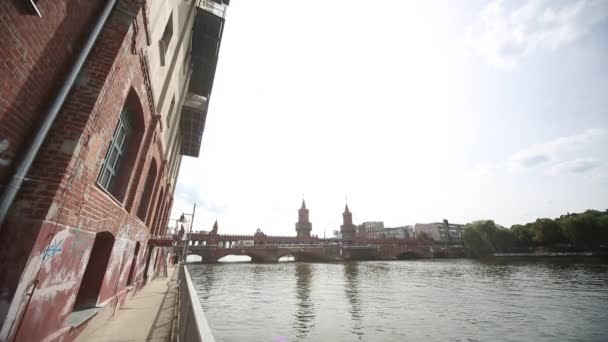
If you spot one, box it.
[177,266,215,342]
[185,244,331,249]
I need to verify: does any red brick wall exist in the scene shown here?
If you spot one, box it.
[0,1,105,188]
[0,1,177,341]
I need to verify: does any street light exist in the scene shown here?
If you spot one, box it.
[180,203,197,263]
[167,215,189,237]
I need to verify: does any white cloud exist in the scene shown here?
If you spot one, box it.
[508,128,604,172]
[470,0,608,68]
[471,163,500,178]
[549,157,602,174]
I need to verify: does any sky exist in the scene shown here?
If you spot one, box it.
[170,0,608,237]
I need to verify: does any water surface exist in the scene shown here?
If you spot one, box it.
[189,259,608,341]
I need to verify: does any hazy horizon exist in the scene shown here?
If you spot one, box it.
[171,0,608,236]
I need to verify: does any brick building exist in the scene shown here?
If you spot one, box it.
[0,0,228,341]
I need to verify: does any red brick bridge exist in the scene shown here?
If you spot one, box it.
[181,243,434,263]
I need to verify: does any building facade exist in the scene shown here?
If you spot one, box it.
[414,220,463,243]
[381,225,414,239]
[357,221,385,239]
[0,1,228,341]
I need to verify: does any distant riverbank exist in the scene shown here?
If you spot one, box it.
[493,251,608,258]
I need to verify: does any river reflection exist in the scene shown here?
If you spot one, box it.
[190,259,608,342]
[343,262,363,339]
[293,263,315,339]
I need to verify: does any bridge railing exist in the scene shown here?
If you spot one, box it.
[186,244,329,249]
[177,265,215,342]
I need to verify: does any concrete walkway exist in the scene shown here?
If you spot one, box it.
[82,267,178,342]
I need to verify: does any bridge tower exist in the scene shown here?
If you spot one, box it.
[295,199,312,238]
[211,219,218,235]
[340,203,357,242]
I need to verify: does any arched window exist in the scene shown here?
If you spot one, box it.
[151,187,165,235]
[96,90,145,202]
[137,159,158,222]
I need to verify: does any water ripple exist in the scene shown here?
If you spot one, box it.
[189,259,608,342]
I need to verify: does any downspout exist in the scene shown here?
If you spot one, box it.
[0,0,119,226]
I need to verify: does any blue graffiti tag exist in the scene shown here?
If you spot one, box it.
[42,239,64,263]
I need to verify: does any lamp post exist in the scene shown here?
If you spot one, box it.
[166,218,180,238]
[180,203,197,263]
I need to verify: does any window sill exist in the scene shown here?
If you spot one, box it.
[65,306,101,327]
[95,183,125,207]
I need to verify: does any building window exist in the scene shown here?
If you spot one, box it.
[97,109,131,196]
[183,35,192,75]
[159,13,174,66]
[137,160,158,222]
[166,95,175,128]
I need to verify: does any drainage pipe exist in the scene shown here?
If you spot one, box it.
[0,0,119,226]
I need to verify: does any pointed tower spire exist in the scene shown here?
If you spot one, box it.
[295,198,312,239]
[211,219,218,234]
[341,201,355,242]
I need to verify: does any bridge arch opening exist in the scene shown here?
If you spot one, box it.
[218,241,223,248]
[218,255,251,263]
[186,254,203,263]
[278,254,295,262]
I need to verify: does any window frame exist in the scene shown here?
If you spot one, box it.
[96,108,132,195]
[159,13,174,66]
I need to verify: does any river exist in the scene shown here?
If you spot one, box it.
[188,258,608,341]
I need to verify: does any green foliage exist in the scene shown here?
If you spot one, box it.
[463,210,608,258]
[510,224,534,246]
[559,210,608,249]
[463,221,496,257]
[462,220,520,257]
[531,218,566,245]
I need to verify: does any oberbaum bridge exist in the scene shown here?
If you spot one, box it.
[172,201,464,263]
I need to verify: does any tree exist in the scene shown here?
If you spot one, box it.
[463,221,498,257]
[530,218,565,246]
[510,224,534,246]
[493,228,520,253]
[560,210,608,250]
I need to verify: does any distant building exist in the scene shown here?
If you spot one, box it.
[295,199,312,238]
[340,204,357,242]
[415,220,463,243]
[358,221,385,239]
[381,225,414,239]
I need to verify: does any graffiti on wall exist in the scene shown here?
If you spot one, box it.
[42,239,64,263]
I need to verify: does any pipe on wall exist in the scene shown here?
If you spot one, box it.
[0,0,119,227]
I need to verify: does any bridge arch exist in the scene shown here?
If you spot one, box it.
[186,254,203,263]
[278,254,295,262]
[218,254,251,263]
